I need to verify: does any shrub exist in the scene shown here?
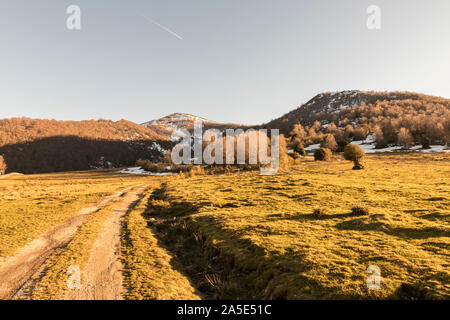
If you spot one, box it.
[395,283,432,300]
[337,140,349,153]
[313,207,327,218]
[314,148,331,161]
[136,159,162,173]
[343,144,365,169]
[289,151,300,160]
[421,136,431,149]
[293,141,306,156]
[0,155,6,175]
[351,205,369,216]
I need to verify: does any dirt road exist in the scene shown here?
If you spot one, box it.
[65,186,146,300]
[0,186,139,300]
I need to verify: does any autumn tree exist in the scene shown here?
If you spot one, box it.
[326,122,338,134]
[343,144,365,170]
[293,140,306,155]
[397,127,413,149]
[322,134,338,151]
[314,148,331,161]
[0,155,6,175]
[373,125,387,148]
[290,124,307,141]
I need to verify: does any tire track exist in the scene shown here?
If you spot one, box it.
[0,186,138,300]
[64,186,147,300]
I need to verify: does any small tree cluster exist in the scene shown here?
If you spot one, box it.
[314,148,332,161]
[321,134,338,151]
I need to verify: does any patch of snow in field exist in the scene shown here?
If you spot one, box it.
[118,167,171,176]
[305,144,320,151]
[420,145,450,153]
[352,139,449,154]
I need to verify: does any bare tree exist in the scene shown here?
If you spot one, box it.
[0,155,6,175]
[322,134,338,151]
[398,127,413,149]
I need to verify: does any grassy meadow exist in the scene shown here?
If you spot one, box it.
[143,153,449,299]
[0,171,150,258]
[0,153,448,299]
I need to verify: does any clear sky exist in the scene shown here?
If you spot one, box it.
[1,0,449,125]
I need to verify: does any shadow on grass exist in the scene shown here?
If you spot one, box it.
[267,212,356,222]
[336,217,449,239]
[141,183,331,300]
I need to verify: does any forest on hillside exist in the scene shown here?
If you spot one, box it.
[0,118,172,174]
[265,92,450,149]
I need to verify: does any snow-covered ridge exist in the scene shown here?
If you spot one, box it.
[141,113,213,127]
[141,113,217,142]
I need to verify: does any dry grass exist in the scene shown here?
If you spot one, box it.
[0,170,151,258]
[121,188,200,300]
[145,153,450,299]
[28,197,126,299]
[1,153,449,300]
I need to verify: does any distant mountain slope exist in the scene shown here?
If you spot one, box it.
[0,118,172,174]
[262,90,450,147]
[0,118,168,145]
[264,91,449,133]
[142,113,250,141]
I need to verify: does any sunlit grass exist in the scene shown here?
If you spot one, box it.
[0,170,152,258]
[151,153,449,299]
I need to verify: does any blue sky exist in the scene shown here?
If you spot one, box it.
[0,0,449,125]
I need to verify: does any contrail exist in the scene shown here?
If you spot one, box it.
[139,14,184,40]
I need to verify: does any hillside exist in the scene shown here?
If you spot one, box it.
[142,113,250,141]
[0,118,172,174]
[262,90,450,150]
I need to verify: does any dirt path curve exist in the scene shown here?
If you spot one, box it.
[0,186,137,300]
[65,186,147,300]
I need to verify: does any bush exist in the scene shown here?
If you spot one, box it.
[395,283,432,300]
[313,207,327,218]
[351,205,370,216]
[294,143,306,156]
[314,148,332,161]
[337,140,349,153]
[0,155,6,175]
[421,136,431,149]
[289,151,300,160]
[136,159,162,173]
[343,144,365,169]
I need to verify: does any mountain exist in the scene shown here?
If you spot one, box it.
[142,113,250,141]
[262,90,450,148]
[0,118,173,174]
